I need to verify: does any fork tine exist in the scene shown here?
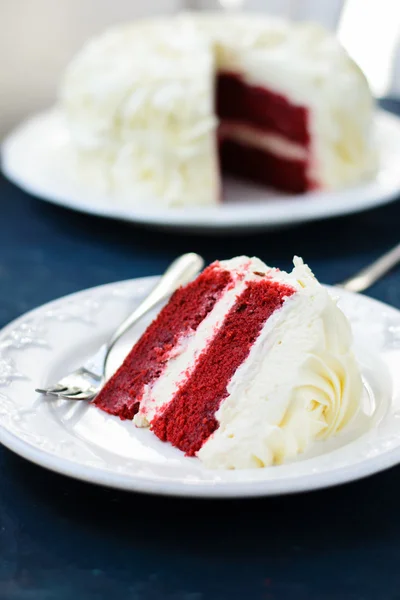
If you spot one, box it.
[35,385,69,395]
[59,388,83,397]
[58,390,96,401]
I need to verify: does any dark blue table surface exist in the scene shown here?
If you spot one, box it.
[0,99,400,600]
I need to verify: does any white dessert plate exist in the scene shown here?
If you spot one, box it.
[0,276,399,498]
[1,109,400,233]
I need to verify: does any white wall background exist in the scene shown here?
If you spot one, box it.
[0,0,399,139]
[0,0,182,138]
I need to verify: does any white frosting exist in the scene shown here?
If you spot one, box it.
[60,13,377,206]
[198,258,362,468]
[219,122,308,161]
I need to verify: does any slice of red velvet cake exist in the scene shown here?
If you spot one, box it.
[95,256,362,469]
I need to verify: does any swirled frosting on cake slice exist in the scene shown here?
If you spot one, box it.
[95,256,362,469]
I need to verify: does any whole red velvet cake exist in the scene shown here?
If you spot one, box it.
[61,13,376,208]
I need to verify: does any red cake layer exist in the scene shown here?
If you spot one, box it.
[151,278,296,456]
[217,72,310,146]
[219,138,309,193]
[94,264,233,420]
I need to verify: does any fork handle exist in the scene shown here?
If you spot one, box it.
[103,253,204,369]
[337,242,400,293]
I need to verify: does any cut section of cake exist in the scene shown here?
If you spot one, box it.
[60,13,377,206]
[94,256,362,468]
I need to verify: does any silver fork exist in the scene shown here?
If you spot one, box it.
[336,241,400,293]
[35,252,204,401]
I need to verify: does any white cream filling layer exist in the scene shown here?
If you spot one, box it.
[134,256,269,427]
[198,258,362,469]
[219,122,308,161]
